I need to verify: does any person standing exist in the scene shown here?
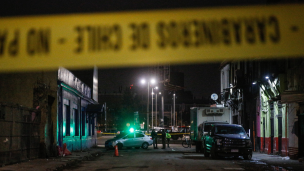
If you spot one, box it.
[166,130,171,148]
[151,129,158,149]
[161,129,166,149]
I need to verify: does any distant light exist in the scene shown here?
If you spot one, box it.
[141,79,146,84]
[150,79,156,84]
[159,92,161,95]
[155,86,158,89]
[129,128,134,133]
[265,76,269,79]
[252,81,257,85]
[230,84,233,87]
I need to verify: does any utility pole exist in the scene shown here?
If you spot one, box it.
[156,91,157,127]
[152,87,153,129]
[161,94,164,127]
[173,93,175,127]
[147,82,149,133]
[105,102,107,132]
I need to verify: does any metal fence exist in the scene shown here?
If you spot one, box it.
[0,103,40,166]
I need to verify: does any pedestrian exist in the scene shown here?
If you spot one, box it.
[161,129,166,149]
[151,129,158,149]
[166,130,171,148]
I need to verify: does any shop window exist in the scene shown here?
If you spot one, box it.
[88,118,92,136]
[82,110,86,136]
[92,118,95,135]
[74,108,79,136]
[65,104,70,136]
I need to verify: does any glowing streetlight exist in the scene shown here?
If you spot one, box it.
[141,78,156,132]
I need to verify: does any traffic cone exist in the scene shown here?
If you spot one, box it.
[114,145,119,157]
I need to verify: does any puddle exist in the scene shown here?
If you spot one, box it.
[270,166,294,171]
[239,160,296,171]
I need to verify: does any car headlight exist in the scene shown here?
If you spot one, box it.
[216,139,222,145]
[246,139,252,147]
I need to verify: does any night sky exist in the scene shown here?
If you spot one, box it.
[97,63,221,100]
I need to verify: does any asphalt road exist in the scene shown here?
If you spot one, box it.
[60,136,302,171]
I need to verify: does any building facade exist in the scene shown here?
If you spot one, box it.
[0,68,98,165]
[220,59,304,159]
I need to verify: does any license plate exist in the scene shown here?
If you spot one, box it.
[231,149,239,152]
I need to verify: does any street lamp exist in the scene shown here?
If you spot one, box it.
[141,78,156,132]
[152,86,159,129]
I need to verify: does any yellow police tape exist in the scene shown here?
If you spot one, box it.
[0,4,303,72]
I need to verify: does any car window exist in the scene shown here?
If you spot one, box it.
[215,126,246,135]
[135,133,145,138]
[115,132,127,138]
[204,124,212,132]
[126,133,134,138]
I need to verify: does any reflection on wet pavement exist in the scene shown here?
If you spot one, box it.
[238,158,295,171]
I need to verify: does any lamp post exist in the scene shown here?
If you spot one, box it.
[152,86,158,129]
[141,78,156,132]
[173,93,175,127]
[151,88,153,129]
[153,86,159,128]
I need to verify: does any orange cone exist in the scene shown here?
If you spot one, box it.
[114,145,119,157]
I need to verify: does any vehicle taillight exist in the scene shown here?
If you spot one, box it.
[150,138,152,140]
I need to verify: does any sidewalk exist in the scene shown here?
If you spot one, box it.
[250,152,304,170]
[0,147,105,171]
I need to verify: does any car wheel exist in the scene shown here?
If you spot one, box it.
[243,153,252,160]
[211,146,218,159]
[117,143,123,150]
[142,142,149,149]
[204,144,210,157]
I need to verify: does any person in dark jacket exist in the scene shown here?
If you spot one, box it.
[151,129,158,149]
[161,129,166,149]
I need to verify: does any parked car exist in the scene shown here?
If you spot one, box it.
[203,124,252,160]
[105,131,153,149]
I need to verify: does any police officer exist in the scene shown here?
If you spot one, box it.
[161,129,166,149]
[151,129,158,149]
[166,130,171,148]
